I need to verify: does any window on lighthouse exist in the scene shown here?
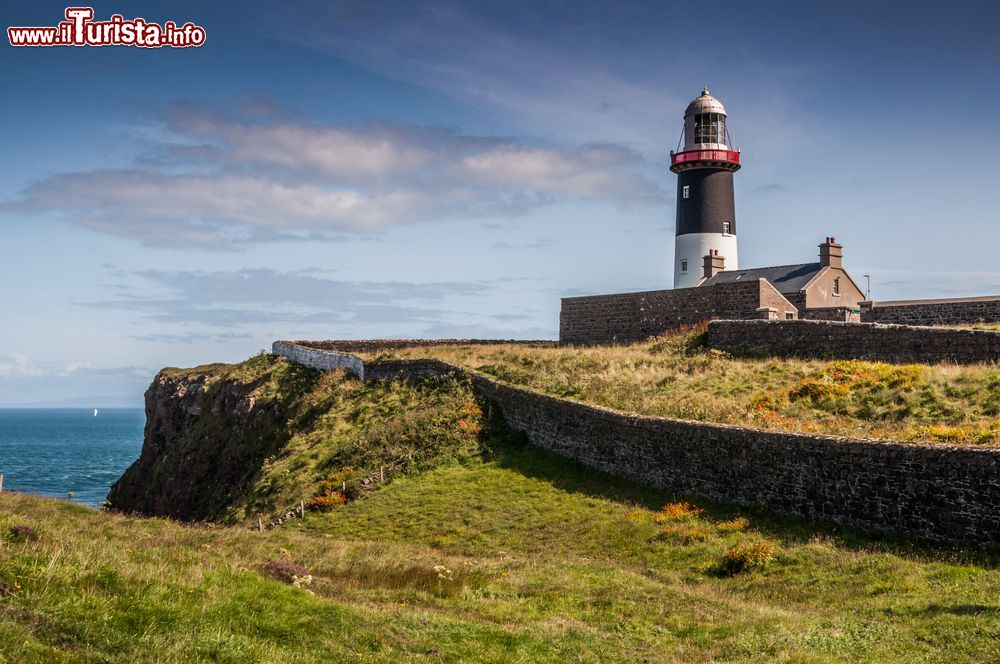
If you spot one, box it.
[723,221,731,235]
[694,113,725,144]
[682,185,690,199]
[681,260,688,272]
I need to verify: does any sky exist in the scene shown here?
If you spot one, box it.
[2,0,999,406]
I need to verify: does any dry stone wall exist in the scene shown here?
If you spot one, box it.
[861,296,1000,326]
[271,341,365,376]
[272,339,1000,544]
[706,319,1000,365]
[473,377,1000,544]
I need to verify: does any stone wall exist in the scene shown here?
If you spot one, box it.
[362,358,460,382]
[559,279,797,345]
[271,341,365,376]
[272,339,1000,544]
[706,319,1000,364]
[861,295,1000,326]
[473,377,1000,545]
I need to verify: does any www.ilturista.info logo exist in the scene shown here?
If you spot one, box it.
[8,7,206,48]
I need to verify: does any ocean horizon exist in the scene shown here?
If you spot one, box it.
[0,408,145,506]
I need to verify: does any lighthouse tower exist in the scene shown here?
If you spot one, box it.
[669,88,741,288]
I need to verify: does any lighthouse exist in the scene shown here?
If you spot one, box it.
[669,88,741,288]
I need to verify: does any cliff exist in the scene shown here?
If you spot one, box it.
[106,358,299,521]
[106,353,485,523]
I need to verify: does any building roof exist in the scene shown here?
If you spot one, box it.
[685,87,727,116]
[701,262,822,294]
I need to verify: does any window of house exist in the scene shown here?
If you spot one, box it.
[681,259,688,272]
[723,221,731,235]
[785,312,795,320]
[833,277,841,296]
[682,185,690,199]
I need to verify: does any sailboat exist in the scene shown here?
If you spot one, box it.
[93,408,99,417]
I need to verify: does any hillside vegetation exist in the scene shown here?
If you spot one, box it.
[4,431,1000,662]
[382,328,1000,445]
[3,353,1000,661]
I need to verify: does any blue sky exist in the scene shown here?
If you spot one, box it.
[2,0,999,406]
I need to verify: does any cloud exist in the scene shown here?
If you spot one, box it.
[127,332,254,344]
[0,353,42,379]
[753,183,789,193]
[0,362,155,407]
[492,237,557,251]
[10,170,430,246]
[456,143,647,196]
[60,361,93,376]
[863,269,1000,300]
[3,101,668,248]
[84,268,495,328]
[0,354,145,383]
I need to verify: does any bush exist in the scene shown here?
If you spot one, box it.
[717,539,777,576]
[7,524,38,543]
[457,400,484,435]
[262,560,310,585]
[342,483,363,501]
[789,361,926,414]
[715,517,750,534]
[655,501,703,523]
[308,490,348,512]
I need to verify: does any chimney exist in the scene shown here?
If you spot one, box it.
[703,249,726,279]
[819,236,843,268]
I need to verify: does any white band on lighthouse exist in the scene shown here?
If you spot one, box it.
[674,232,739,289]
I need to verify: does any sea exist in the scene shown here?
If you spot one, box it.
[0,408,145,507]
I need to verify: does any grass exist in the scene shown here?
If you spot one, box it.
[5,348,1000,661]
[224,360,487,523]
[950,323,1000,332]
[3,433,1000,662]
[379,327,1000,445]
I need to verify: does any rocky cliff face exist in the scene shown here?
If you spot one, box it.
[107,365,292,521]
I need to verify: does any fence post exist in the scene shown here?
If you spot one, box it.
[258,517,263,532]
[342,481,346,492]
[300,500,305,515]
[0,473,4,493]
[380,466,384,482]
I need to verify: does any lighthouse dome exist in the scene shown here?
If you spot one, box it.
[685,87,727,116]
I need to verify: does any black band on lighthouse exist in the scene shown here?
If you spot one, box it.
[675,169,736,237]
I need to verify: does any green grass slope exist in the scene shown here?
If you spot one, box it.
[6,350,1000,662]
[387,329,1000,445]
[3,433,1000,662]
